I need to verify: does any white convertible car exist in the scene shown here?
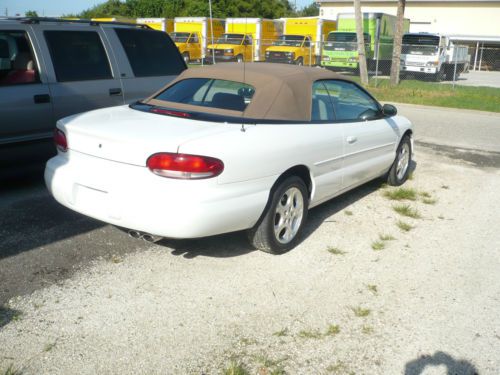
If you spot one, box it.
[45,63,413,254]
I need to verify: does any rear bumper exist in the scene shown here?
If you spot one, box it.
[45,151,273,239]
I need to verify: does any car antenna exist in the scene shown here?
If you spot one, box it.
[241,17,248,132]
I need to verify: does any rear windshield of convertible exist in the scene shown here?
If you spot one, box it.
[154,78,255,112]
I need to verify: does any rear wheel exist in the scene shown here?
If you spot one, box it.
[387,135,412,186]
[247,176,308,254]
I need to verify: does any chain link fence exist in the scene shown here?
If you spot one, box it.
[190,37,500,87]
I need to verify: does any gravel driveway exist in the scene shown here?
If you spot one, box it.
[1,146,499,375]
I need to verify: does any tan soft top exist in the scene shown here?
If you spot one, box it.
[146,63,354,121]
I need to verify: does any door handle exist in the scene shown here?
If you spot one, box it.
[33,94,50,104]
[109,88,122,96]
[346,136,358,144]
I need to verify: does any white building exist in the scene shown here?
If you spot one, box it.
[316,0,500,70]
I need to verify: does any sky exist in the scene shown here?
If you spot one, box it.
[1,0,315,17]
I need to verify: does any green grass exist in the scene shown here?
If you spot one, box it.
[351,306,371,317]
[393,204,421,219]
[1,365,23,375]
[355,77,500,113]
[344,210,353,216]
[43,342,56,352]
[383,187,418,201]
[379,234,396,241]
[223,361,249,375]
[298,329,323,339]
[272,328,289,337]
[325,324,341,336]
[366,284,378,295]
[362,325,374,334]
[422,197,438,205]
[396,220,414,232]
[327,247,347,255]
[371,241,385,251]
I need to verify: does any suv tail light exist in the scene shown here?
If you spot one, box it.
[54,129,68,152]
[147,153,224,179]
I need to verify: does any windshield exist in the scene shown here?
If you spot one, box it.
[216,34,244,45]
[272,35,304,47]
[402,35,440,55]
[171,32,190,43]
[324,32,370,51]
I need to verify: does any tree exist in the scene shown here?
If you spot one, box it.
[390,0,406,86]
[299,3,319,17]
[353,0,368,85]
[75,0,295,19]
[25,10,38,17]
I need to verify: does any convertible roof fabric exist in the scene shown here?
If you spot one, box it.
[146,63,354,122]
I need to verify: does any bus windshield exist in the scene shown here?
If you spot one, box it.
[324,32,370,51]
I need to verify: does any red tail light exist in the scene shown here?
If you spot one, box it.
[147,153,224,179]
[150,108,191,118]
[54,129,68,152]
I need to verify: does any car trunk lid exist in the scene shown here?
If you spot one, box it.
[58,105,232,166]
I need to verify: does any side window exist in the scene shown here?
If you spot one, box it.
[115,28,185,77]
[190,34,199,44]
[0,30,39,86]
[322,80,380,121]
[304,37,311,48]
[45,31,112,82]
[244,36,251,46]
[311,81,335,122]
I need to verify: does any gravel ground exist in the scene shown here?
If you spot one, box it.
[1,147,499,375]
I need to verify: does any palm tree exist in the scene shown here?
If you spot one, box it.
[354,0,368,85]
[390,0,406,86]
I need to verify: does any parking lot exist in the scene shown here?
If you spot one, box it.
[1,105,500,374]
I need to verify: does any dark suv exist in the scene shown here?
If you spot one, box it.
[0,17,186,177]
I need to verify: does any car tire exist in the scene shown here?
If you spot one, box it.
[182,52,190,64]
[387,135,412,186]
[236,54,244,63]
[295,57,303,66]
[247,176,309,254]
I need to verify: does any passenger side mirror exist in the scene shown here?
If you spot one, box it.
[382,104,397,117]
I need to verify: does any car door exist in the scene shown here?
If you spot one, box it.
[307,81,345,205]
[32,24,125,122]
[0,25,54,149]
[323,80,398,189]
[103,26,186,103]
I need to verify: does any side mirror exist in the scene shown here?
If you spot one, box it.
[382,104,397,117]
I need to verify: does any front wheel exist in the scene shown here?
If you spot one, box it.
[182,52,190,64]
[295,57,303,66]
[236,54,244,63]
[247,176,308,254]
[387,135,412,186]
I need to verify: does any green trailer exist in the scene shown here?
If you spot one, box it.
[321,13,410,73]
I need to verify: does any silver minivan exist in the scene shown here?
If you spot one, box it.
[0,18,186,177]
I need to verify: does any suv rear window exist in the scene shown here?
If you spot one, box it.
[115,28,185,77]
[154,78,255,112]
[44,31,112,82]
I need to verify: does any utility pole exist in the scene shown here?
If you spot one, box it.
[354,0,369,85]
[390,0,406,86]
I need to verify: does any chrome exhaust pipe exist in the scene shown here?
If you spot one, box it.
[128,230,142,239]
[128,230,162,243]
[142,233,162,243]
